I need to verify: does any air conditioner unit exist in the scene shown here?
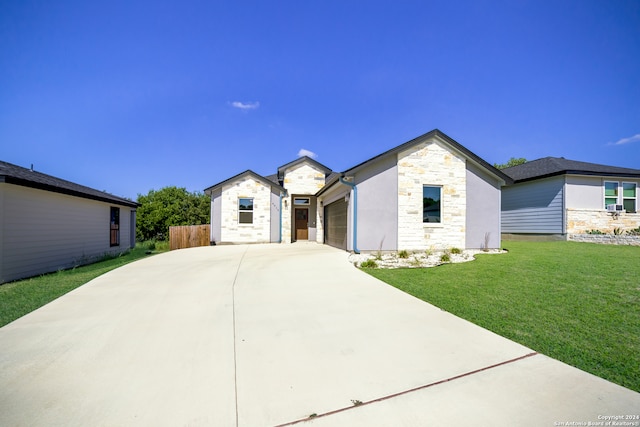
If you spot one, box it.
[606,204,624,212]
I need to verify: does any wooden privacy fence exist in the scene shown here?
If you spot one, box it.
[169,225,211,250]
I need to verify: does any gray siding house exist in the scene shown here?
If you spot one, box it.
[501,157,640,237]
[0,161,137,283]
[206,129,510,251]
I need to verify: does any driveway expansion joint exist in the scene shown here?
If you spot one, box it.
[273,352,539,427]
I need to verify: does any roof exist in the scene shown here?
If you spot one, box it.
[0,160,138,208]
[502,157,640,183]
[204,170,285,194]
[277,156,332,180]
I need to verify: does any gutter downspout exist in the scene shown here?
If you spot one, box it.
[339,176,360,254]
[279,191,286,243]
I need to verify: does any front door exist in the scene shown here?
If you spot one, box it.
[295,208,309,240]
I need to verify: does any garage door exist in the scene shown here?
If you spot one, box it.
[324,198,347,250]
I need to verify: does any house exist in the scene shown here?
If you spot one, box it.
[0,161,138,283]
[501,157,640,238]
[205,129,511,252]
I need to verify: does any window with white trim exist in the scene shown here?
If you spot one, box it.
[622,182,636,213]
[423,186,442,223]
[238,198,254,224]
[604,182,618,209]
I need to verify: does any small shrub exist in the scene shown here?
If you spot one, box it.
[627,227,640,236]
[450,247,462,254]
[409,256,422,267]
[440,253,451,263]
[613,227,623,236]
[586,229,604,235]
[360,259,378,268]
[398,250,410,259]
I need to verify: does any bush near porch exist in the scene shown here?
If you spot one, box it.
[367,241,640,393]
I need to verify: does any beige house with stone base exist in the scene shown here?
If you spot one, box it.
[501,157,640,238]
[205,129,511,252]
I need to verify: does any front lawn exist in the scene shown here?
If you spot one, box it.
[366,241,640,392]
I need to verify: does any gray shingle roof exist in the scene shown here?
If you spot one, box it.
[502,157,640,183]
[0,160,138,207]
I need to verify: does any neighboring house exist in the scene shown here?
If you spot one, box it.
[501,157,640,237]
[205,129,511,252]
[0,161,138,283]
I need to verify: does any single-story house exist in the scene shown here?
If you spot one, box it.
[0,161,138,284]
[501,157,640,237]
[205,129,511,252]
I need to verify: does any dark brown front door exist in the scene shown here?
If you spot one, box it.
[295,208,308,240]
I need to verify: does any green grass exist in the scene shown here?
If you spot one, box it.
[367,241,640,392]
[0,241,169,327]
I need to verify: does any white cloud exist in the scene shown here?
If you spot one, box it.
[230,101,260,110]
[298,148,317,159]
[610,133,640,146]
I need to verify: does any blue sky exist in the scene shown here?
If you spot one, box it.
[1,0,639,200]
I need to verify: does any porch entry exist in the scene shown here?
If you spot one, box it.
[295,208,309,240]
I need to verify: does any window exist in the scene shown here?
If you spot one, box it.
[605,182,637,213]
[238,198,254,224]
[294,197,310,205]
[423,186,441,223]
[110,207,120,246]
[623,182,637,213]
[604,181,618,208]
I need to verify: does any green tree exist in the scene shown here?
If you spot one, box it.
[136,186,210,241]
[494,157,527,169]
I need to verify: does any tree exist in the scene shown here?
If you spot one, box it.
[494,157,527,169]
[136,186,210,241]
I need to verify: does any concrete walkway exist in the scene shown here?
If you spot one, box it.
[0,243,638,426]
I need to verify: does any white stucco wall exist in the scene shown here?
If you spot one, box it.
[397,139,466,250]
[565,176,603,209]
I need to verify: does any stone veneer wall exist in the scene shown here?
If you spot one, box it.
[566,208,640,234]
[568,234,640,246]
[397,140,466,250]
[220,177,272,243]
[281,163,327,243]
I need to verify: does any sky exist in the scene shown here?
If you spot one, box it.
[1,0,639,200]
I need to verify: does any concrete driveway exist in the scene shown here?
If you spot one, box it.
[0,243,638,426]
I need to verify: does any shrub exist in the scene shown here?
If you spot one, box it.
[440,253,451,263]
[360,259,378,268]
[586,229,604,235]
[398,250,410,258]
[451,247,462,254]
[627,227,640,236]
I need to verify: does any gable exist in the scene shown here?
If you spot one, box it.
[204,170,284,196]
[282,162,328,194]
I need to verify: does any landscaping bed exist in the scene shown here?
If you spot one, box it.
[349,248,505,269]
